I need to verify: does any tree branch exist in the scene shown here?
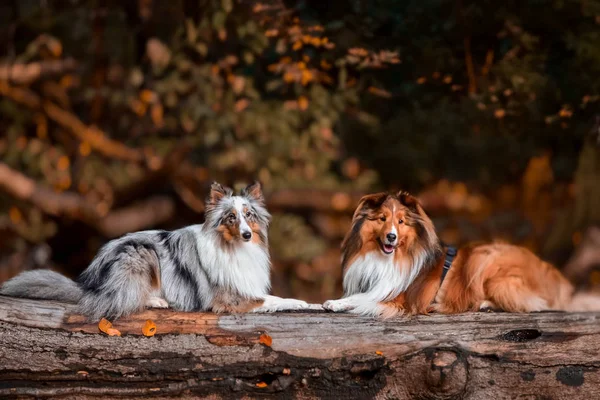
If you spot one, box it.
[0,58,78,85]
[0,162,174,237]
[0,81,145,163]
[464,37,477,94]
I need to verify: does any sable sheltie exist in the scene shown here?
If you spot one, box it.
[0,181,309,320]
[323,191,600,318]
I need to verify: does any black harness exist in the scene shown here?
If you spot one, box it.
[439,245,457,285]
[431,245,457,306]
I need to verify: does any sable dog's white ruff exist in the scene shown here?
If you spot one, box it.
[323,250,429,316]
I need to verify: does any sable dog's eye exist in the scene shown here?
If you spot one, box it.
[398,219,404,224]
[380,216,386,222]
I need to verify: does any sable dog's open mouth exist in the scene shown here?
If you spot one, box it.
[378,239,395,255]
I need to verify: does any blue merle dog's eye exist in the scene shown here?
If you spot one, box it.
[228,213,236,220]
[245,211,252,218]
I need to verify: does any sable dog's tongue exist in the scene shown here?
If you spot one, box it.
[382,243,394,254]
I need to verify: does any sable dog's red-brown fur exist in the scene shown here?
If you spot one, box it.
[323,191,600,318]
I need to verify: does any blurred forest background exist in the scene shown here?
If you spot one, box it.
[0,0,599,303]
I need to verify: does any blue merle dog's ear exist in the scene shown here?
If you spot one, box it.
[206,182,232,209]
[241,181,264,205]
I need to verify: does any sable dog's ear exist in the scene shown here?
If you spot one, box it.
[352,192,389,220]
[397,191,420,212]
[241,181,264,204]
[206,182,232,209]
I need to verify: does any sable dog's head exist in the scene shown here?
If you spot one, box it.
[204,181,271,246]
[341,191,441,271]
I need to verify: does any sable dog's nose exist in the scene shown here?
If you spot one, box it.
[242,231,252,240]
[386,233,397,243]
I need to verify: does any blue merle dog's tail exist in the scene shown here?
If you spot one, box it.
[0,269,82,303]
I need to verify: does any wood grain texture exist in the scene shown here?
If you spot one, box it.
[1,295,600,399]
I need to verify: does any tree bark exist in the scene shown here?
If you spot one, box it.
[1,296,600,399]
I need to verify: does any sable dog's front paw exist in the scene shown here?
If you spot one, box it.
[323,299,355,312]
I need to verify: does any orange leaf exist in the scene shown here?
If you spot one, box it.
[298,96,308,111]
[368,86,392,98]
[558,108,573,118]
[292,41,303,51]
[301,70,313,86]
[320,60,332,70]
[98,318,112,334]
[47,38,63,57]
[375,350,383,356]
[151,104,164,127]
[142,319,157,337]
[283,72,295,83]
[140,89,157,104]
[284,100,298,110]
[256,382,268,388]
[60,74,73,88]
[57,156,70,171]
[98,318,121,336]
[348,48,369,57]
[259,333,272,347]
[106,328,122,337]
[235,99,250,112]
[9,207,22,224]
[130,99,147,116]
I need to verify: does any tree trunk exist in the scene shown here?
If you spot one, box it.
[1,296,600,399]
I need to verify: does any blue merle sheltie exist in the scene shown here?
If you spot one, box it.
[0,181,309,320]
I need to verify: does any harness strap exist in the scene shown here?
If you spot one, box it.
[430,245,457,307]
[440,245,457,285]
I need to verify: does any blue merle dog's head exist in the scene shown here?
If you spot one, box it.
[204,181,271,246]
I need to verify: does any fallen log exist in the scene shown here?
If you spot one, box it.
[1,295,600,399]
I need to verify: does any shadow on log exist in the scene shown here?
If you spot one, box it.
[1,296,600,399]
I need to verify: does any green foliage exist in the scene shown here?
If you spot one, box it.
[269,213,327,263]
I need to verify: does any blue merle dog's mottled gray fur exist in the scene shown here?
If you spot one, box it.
[0,181,309,320]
